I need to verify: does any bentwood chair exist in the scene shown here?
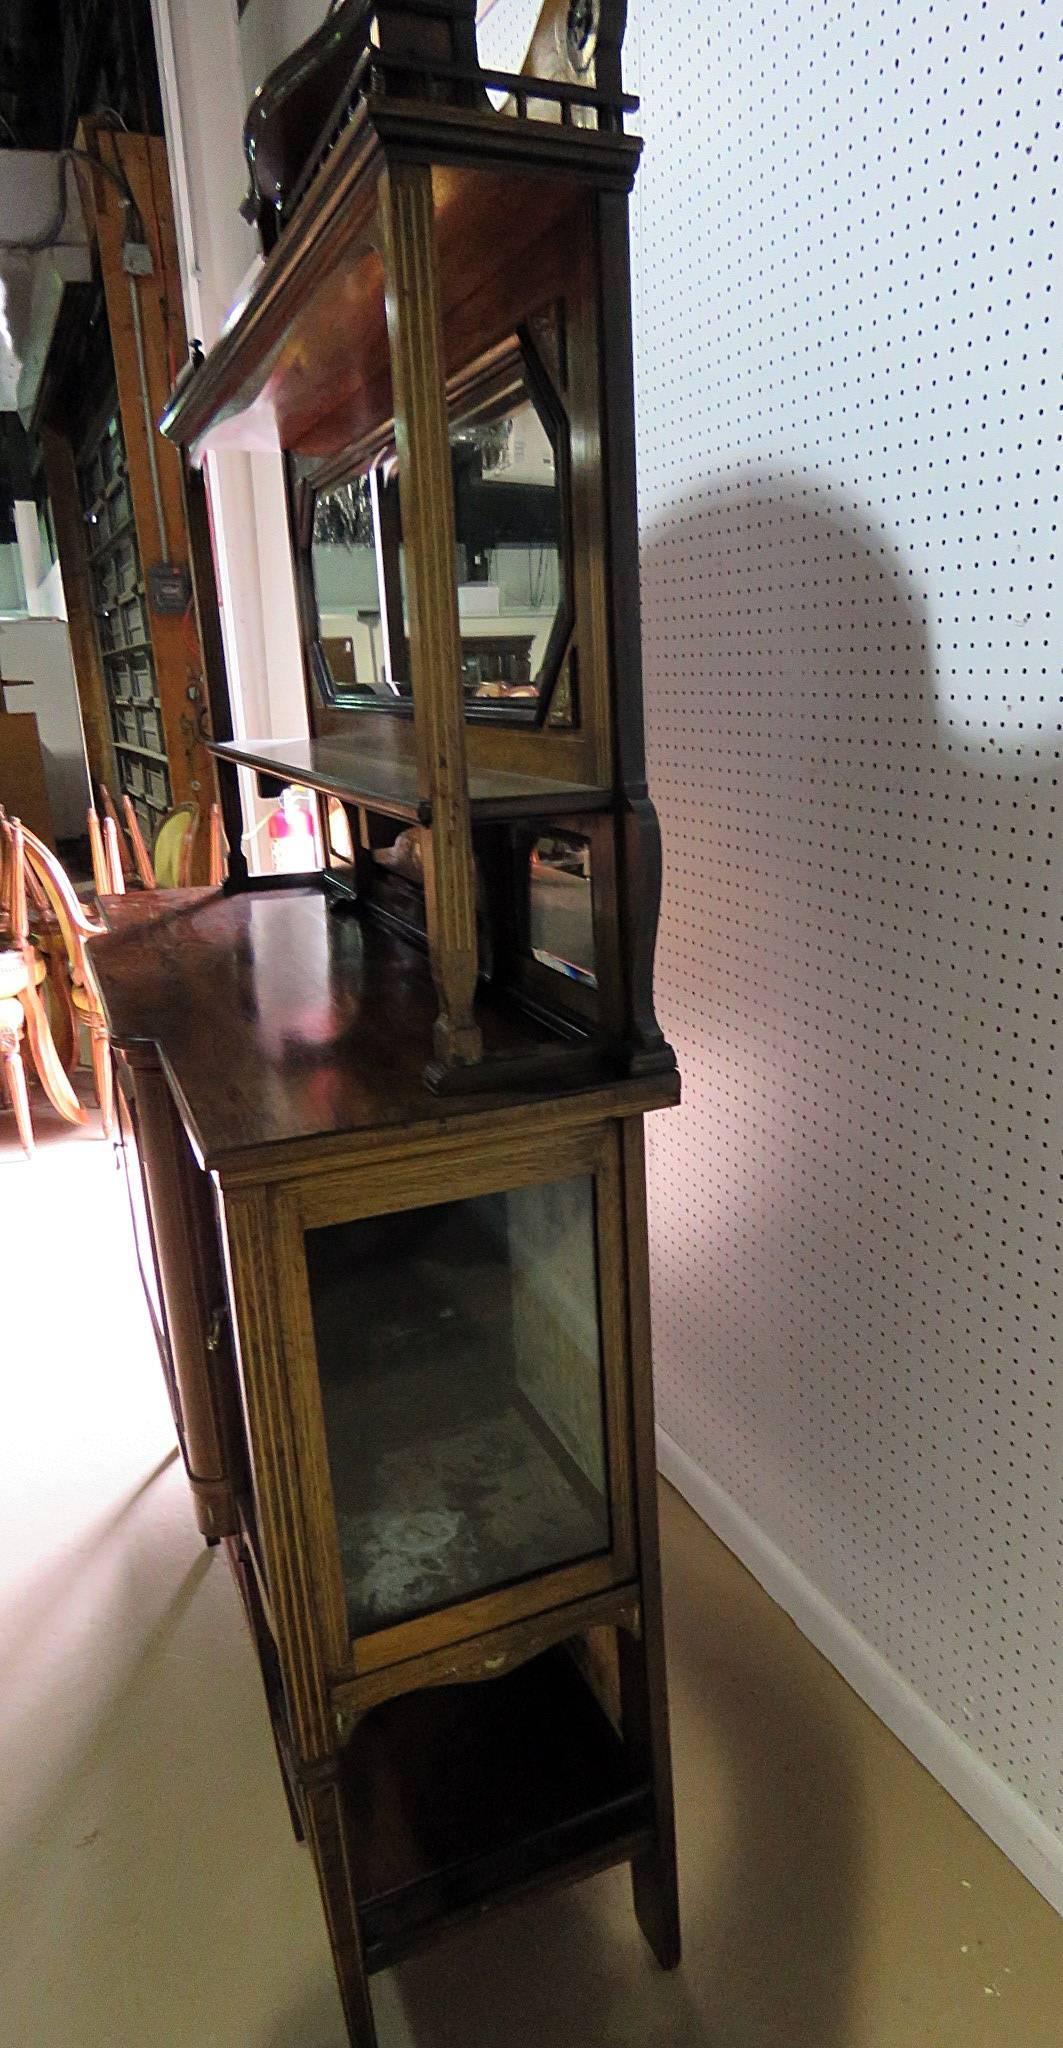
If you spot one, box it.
[17,820,113,1135]
[122,795,200,889]
[0,813,87,1151]
[88,806,126,896]
[111,795,227,893]
[0,948,35,1155]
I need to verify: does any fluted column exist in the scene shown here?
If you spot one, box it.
[378,162,481,1070]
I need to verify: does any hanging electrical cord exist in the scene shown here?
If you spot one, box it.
[0,142,143,252]
[0,127,170,565]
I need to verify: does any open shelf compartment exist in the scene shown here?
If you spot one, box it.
[342,1645,654,1970]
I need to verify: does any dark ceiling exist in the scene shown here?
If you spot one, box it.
[0,0,162,153]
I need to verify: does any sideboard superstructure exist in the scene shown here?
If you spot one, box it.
[92,6,682,2042]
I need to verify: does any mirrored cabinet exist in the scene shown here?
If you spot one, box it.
[92,6,681,2043]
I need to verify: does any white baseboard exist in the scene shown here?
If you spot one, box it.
[656,1426,1063,1919]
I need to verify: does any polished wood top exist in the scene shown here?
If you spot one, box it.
[209,735,611,823]
[90,886,676,1173]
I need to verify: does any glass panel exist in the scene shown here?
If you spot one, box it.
[529,833,597,988]
[306,1175,610,1638]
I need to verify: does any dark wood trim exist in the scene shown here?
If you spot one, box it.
[594,188,646,797]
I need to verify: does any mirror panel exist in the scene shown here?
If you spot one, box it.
[308,340,570,720]
[310,472,404,702]
[529,832,597,989]
[449,378,566,712]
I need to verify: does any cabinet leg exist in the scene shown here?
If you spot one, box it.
[619,1614,682,1973]
[618,1117,682,1969]
[632,1844,681,1971]
[304,1772,378,2048]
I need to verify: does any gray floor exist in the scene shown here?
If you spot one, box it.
[2,1104,1061,2046]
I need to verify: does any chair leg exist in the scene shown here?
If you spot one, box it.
[1,1034,34,1157]
[90,1026,113,1137]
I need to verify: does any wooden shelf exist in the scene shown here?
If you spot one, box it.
[114,740,169,765]
[159,99,639,463]
[209,734,611,824]
[342,1646,653,1971]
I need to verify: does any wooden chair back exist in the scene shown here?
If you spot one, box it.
[0,813,88,1131]
[93,792,227,895]
[152,801,200,888]
[122,796,157,888]
[6,806,28,945]
[99,785,135,879]
[18,819,112,1132]
[208,800,227,887]
[18,822,106,994]
[90,797,127,894]
[87,808,110,895]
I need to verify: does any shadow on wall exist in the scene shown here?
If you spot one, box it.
[639,475,1058,1761]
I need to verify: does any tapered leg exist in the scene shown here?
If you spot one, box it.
[91,1026,113,1136]
[633,1846,682,1971]
[303,1771,379,2047]
[619,1117,681,1968]
[619,1620,681,1970]
[1,1032,33,1156]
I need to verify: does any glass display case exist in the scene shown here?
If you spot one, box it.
[308,1173,609,1635]
[273,1123,636,1671]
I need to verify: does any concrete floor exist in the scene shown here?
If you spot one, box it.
[2,1103,1061,2047]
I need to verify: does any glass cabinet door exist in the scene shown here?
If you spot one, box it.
[303,1169,616,1643]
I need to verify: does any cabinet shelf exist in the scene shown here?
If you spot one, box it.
[342,1646,653,1971]
[209,734,611,825]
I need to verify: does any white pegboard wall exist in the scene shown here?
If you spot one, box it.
[629,0,1063,1858]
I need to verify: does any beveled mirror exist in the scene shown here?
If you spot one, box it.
[306,333,572,722]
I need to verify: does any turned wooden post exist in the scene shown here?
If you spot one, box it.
[377,161,482,1071]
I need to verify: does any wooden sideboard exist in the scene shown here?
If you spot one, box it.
[98,5,682,2041]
